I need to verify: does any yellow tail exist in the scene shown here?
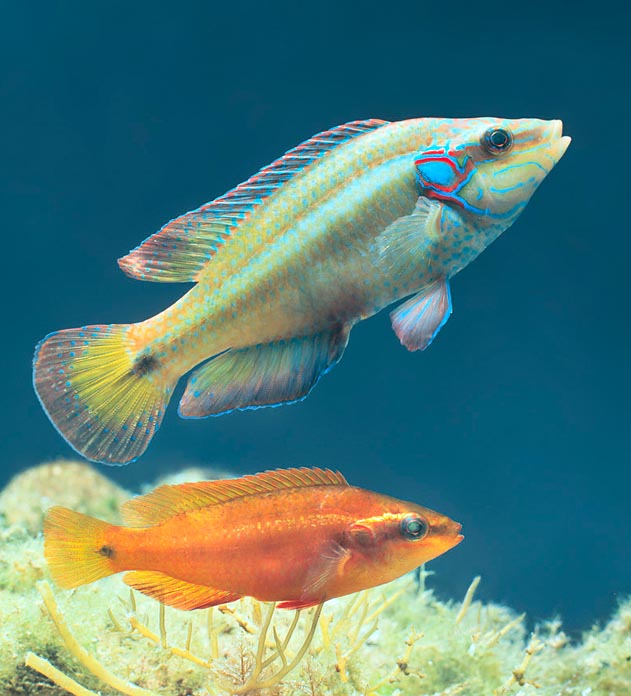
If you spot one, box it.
[33,323,176,465]
[44,506,118,589]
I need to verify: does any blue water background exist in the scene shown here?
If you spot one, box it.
[2,1,629,632]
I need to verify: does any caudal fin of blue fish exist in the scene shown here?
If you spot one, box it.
[33,325,176,465]
[178,328,350,418]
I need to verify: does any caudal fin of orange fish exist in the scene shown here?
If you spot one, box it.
[33,324,176,464]
[44,506,118,589]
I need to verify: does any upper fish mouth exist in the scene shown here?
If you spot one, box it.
[450,521,464,544]
[551,119,571,157]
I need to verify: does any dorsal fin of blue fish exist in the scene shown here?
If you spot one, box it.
[121,466,348,527]
[177,327,350,419]
[118,119,390,283]
[390,277,452,351]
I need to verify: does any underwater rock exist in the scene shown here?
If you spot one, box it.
[0,460,130,533]
[1,462,630,695]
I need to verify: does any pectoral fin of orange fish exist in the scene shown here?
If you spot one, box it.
[390,278,452,351]
[124,571,241,611]
[121,467,348,527]
[178,328,350,418]
[277,541,351,610]
[118,119,389,283]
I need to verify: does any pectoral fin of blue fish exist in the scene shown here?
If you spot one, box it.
[375,196,442,275]
[118,119,389,283]
[178,327,350,418]
[390,278,452,351]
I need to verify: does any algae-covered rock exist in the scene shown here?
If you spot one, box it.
[0,460,130,533]
[0,461,630,696]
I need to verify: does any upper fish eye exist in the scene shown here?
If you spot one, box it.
[482,127,513,155]
[400,514,428,541]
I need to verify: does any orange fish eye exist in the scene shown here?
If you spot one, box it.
[400,514,429,541]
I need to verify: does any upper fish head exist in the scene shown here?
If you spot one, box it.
[414,117,571,229]
[346,496,463,583]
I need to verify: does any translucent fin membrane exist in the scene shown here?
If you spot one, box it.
[178,328,350,418]
[121,467,349,527]
[33,324,175,465]
[44,506,116,589]
[124,571,241,611]
[118,119,389,283]
[390,278,452,351]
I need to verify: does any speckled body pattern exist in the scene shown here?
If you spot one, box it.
[44,467,463,610]
[127,119,501,370]
[114,485,458,604]
[33,117,570,464]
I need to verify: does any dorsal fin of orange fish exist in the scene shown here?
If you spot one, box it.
[121,467,349,527]
[178,327,350,418]
[117,119,389,283]
[124,570,241,610]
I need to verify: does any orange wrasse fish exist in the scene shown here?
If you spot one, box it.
[43,467,463,611]
[33,117,571,464]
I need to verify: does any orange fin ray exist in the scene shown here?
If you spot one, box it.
[44,506,118,589]
[277,598,324,610]
[123,571,241,610]
[121,466,348,527]
[302,540,351,598]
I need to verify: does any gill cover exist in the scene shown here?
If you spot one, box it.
[414,118,571,223]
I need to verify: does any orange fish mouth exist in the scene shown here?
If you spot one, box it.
[451,522,464,546]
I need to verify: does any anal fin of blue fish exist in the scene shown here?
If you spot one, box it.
[123,571,241,610]
[390,278,452,351]
[118,119,389,283]
[178,327,350,418]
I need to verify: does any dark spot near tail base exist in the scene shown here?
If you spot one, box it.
[132,354,159,377]
[98,545,115,558]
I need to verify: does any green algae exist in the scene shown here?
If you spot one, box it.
[1,461,630,695]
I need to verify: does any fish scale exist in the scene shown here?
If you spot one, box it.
[33,116,570,464]
[43,466,463,610]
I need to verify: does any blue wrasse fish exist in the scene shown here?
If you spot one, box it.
[44,467,463,610]
[33,117,571,464]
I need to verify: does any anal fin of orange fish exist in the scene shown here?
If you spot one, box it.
[178,327,350,418]
[123,570,241,611]
[277,598,324,610]
[390,277,452,351]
